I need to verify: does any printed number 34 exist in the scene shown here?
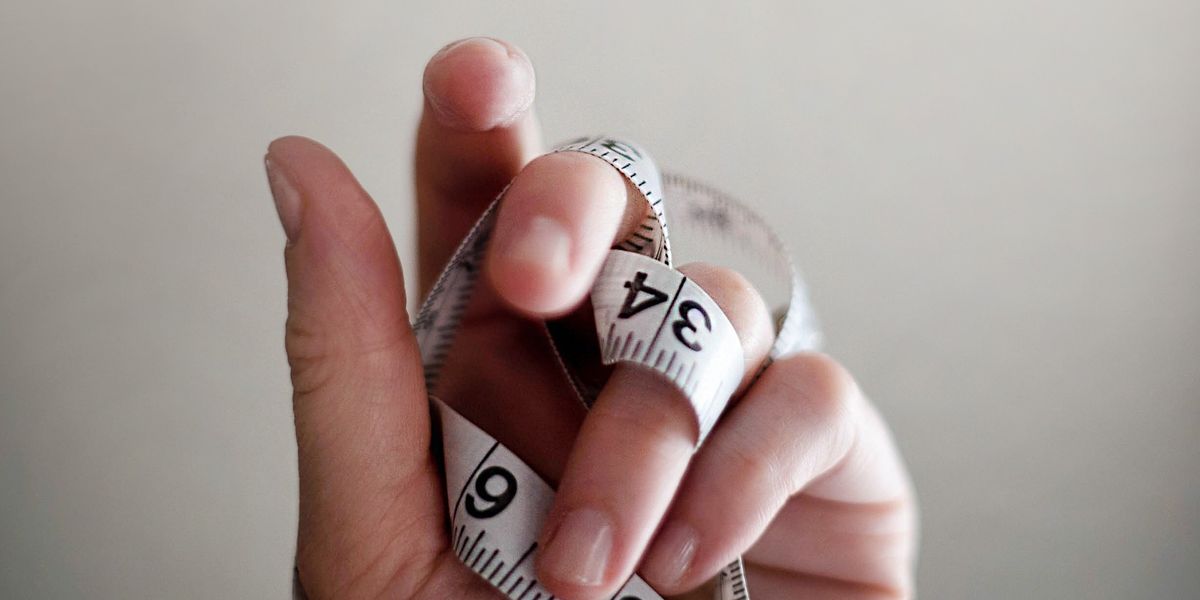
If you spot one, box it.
[618,271,711,351]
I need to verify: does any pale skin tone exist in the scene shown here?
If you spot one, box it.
[264,37,917,600]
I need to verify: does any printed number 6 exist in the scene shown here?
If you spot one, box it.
[672,300,711,351]
[465,466,517,519]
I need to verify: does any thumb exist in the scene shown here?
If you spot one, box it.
[266,137,446,597]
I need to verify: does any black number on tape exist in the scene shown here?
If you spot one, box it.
[619,272,669,319]
[672,300,712,351]
[465,466,517,519]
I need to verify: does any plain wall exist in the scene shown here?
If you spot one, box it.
[2,1,1197,597]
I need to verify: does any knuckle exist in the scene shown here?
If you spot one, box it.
[772,352,861,458]
[679,263,757,303]
[284,315,338,396]
[677,262,772,357]
[593,370,700,442]
[781,353,857,421]
[541,148,617,177]
[284,313,411,398]
[513,151,627,209]
[717,425,793,505]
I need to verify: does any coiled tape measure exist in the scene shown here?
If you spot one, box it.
[296,137,821,599]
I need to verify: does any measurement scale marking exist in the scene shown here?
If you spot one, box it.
[496,542,538,589]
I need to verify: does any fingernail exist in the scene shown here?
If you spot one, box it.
[540,508,613,586]
[264,156,301,242]
[497,215,571,277]
[423,37,535,131]
[430,36,506,61]
[643,521,698,586]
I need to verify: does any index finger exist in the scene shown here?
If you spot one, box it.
[415,37,544,294]
[485,151,652,317]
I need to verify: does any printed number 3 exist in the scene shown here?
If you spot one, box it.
[672,300,711,351]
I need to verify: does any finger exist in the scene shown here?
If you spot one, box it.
[416,36,543,293]
[639,353,915,595]
[485,151,651,317]
[534,264,773,599]
[266,136,444,597]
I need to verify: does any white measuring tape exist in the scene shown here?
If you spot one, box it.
[294,137,821,599]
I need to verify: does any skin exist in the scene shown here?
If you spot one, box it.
[264,37,917,600]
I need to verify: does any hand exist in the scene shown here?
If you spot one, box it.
[265,37,916,599]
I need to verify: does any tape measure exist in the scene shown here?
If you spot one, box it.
[410,136,821,600]
[292,137,821,599]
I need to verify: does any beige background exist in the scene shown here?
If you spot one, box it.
[2,1,1198,598]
